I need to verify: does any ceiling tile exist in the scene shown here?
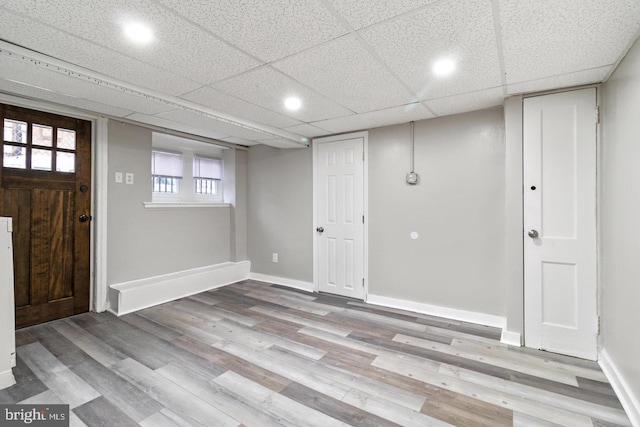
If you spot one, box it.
[425,87,504,116]
[0,55,176,115]
[218,137,259,146]
[328,0,439,30]
[507,67,611,96]
[181,86,302,129]
[359,0,503,100]
[499,0,640,83]
[154,109,302,142]
[312,102,434,134]
[0,78,134,117]
[1,0,260,86]
[273,34,415,113]
[283,123,333,138]
[125,113,230,141]
[0,7,201,96]
[212,67,353,123]
[258,138,309,149]
[157,0,347,62]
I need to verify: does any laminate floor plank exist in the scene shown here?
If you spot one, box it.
[280,381,401,427]
[156,363,284,427]
[69,358,163,422]
[50,320,127,367]
[112,358,240,427]
[17,342,100,409]
[170,336,292,392]
[214,370,348,427]
[7,281,630,427]
[73,396,138,427]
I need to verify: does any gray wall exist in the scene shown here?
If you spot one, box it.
[368,108,507,316]
[601,37,640,403]
[107,121,231,284]
[247,144,313,282]
[504,96,524,339]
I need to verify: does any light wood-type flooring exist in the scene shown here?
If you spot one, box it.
[0,281,631,426]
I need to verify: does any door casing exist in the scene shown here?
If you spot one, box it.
[523,88,599,360]
[313,131,369,300]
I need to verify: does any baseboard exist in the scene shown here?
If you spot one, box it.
[248,272,314,293]
[366,294,507,330]
[0,369,15,391]
[500,330,522,346]
[109,261,251,316]
[599,349,640,427]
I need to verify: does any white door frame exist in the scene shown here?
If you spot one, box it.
[522,87,599,359]
[312,131,369,300]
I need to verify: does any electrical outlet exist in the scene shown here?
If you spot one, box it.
[272,253,278,263]
[115,172,123,183]
[125,172,134,185]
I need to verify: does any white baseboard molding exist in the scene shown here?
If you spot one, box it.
[248,272,314,293]
[500,330,522,346]
[109,261,251,316]
[0,370,15,391]
[599,349,640,427]
[366,294,507,330]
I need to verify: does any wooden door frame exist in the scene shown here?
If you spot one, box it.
[0,93,109,313]
[312,131,369,300]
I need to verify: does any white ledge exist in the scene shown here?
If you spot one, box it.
[143,202,230,209]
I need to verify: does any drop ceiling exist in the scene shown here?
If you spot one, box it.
[0,0,639,148]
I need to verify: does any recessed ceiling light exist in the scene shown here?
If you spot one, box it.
[284,97,302,111]
[433,58,456,77]
[124,22,153,45]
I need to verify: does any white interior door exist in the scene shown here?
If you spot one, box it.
[523,88,598,360]
[315,136,364,299]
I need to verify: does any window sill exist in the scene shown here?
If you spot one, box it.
[143,202,230,209]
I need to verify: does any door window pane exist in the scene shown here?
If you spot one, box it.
[56,152,75,173]
[33,124,53,147]
[3,119,27,144]
[32,148,52,171]
[3,145,26,169]
[57,128,76,150]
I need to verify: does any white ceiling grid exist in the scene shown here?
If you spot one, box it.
[0,0,638,148]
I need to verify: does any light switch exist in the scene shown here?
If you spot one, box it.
[115,172,123,183]
[125,173,134,185]
[272,253,278,263]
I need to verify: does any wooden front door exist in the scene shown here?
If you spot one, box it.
[0,104,91,329]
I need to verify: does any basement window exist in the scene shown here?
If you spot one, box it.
[152,150,182,195]
[150,133,225,205]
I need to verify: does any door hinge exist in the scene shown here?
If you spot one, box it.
[595,106,601,124]
[362,278,365,288]
[362,151,365,161]
[597,315,601,335]
[362,215,365,224]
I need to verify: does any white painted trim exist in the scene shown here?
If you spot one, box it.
[312,131,369,298]
[0,370,15,391]
[500,330,522,346]
[248,273,314,293]
[143,202,231,209]
[109,261,250,316]
[599,349,640,427]
[367,294,507,329]
[93,117,109,313]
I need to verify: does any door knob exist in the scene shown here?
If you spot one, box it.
[79,214,90,223]
[528,229,539,238]
[316,227,324,233]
